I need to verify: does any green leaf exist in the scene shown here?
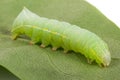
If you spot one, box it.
[0,0,120,80]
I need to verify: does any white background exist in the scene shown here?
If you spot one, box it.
[86,0,120,28]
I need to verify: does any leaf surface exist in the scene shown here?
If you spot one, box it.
[0,0,120,80]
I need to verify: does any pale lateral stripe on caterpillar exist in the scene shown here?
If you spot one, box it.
[12,25,66,37]
[11,7,111,67]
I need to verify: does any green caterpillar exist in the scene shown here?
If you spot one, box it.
[11,7,111,67]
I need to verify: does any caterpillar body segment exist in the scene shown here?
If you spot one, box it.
[11,8,111,67]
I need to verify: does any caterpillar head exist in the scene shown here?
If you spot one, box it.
[98,49,111,67]
[91,42,111,67]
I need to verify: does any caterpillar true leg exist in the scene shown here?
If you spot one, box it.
[100,63,108,67]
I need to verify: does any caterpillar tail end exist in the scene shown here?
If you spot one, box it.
[11,34,18,40]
